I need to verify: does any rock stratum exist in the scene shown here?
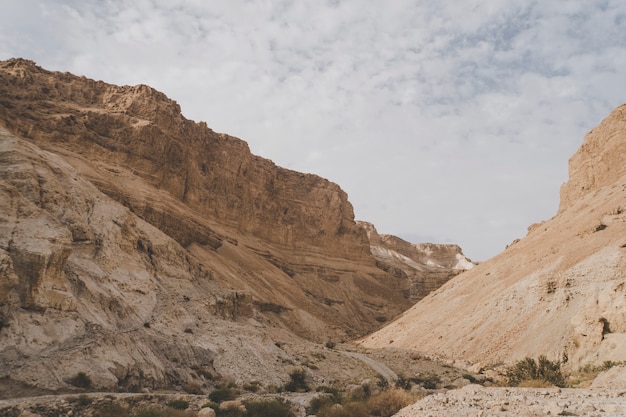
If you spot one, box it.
[358,221,474,301]
[0,59,471,395]
[361,104,626,370]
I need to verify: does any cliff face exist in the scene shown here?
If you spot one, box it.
[0,59,367,258]
[361,104,626,370]
[0,59,417,392]
[358,221,475,301]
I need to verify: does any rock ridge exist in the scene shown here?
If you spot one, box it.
[360,102,626,370]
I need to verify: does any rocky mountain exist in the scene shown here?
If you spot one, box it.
[360,103,626,370]
[358,221,475,301]
[0,58,469,395]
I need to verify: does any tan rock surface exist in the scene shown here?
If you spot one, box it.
[396,384,626,417]
[358,221,475,301]
[361,103,626,370]
[0,58,418,393]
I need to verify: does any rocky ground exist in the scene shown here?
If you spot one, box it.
[397,384,626,417]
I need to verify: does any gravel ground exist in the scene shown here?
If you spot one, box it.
[396,384,626,417]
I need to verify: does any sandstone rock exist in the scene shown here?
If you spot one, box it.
[358,221,475,301]
[360,103,626,370]
[0,59,439,391]
[197,407,217,417]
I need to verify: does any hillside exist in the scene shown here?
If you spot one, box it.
[360,103,626,370]
[0,58,471,394]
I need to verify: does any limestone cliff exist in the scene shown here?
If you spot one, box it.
[0,59,417,393]
[361,104,626,370]
[358,221,475,301]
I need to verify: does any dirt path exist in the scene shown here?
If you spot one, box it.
[342,351,398,383]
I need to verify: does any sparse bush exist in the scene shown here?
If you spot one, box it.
[202,401,219,410]
[506,356,565,388]
[243,381,261,392]
[308,395,337,415]
[375,374,389,390]
[411,374,440,390]
[184,381,204,394]
[134,407,165,417]
[244,398,294,417]
[284,367,310,392]
[69,394,92,406]
[69,371,92,389]
[325,340,336,349]
[366,388,415,417]
[167,399,190,410]
[394,374,412,390]
[209,386,238,403]
[94,404,130,417]
[316,402,369,417]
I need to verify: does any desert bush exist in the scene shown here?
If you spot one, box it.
[69,394,93,406]
[209,386,238,403]
[69,371,92,389]
[94,404,130,417]
[167,399,190,410]
[244,398,294,417]
[243,381,261,392]
[316,402,369,417]
[283,367,310,392]
[366,388,415,417]
[411,374,440,390]
[506,356,565,387]
[308,395,338,415]
[325,340,336,349]
[133,408,165,417]
[184,381,204,394]
[394,374,412,390]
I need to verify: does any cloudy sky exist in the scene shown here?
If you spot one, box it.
[1,1,625,261]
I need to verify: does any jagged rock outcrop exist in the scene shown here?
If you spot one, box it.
[0,59,421,393]
[358,221,475,301]
[360,103,626,370]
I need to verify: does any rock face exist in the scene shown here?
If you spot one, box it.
[0,58,423,393]
[361,103,626,370]
[358,221,475,301]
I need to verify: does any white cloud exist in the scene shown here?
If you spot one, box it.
[1,0,625,260]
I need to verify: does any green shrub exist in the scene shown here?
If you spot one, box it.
[94,404,130,417]
[134,408,165,417]
[394,375,412,390]
[283,367,310,392]
[244,398,294,417]
[243,381,261,392]
[209,386,237,403]
[410,374,440,390]
[167,399,189,410]
[69,372,92,389]
[506,356,565,387]
[183,381,204,394]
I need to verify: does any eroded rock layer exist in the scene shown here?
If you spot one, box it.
[0,59,421,393]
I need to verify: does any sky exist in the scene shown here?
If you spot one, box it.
[1,1,625,261]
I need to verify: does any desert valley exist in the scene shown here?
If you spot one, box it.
[0,59,625,416]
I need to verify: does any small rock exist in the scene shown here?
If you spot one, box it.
[197,407,216,417]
